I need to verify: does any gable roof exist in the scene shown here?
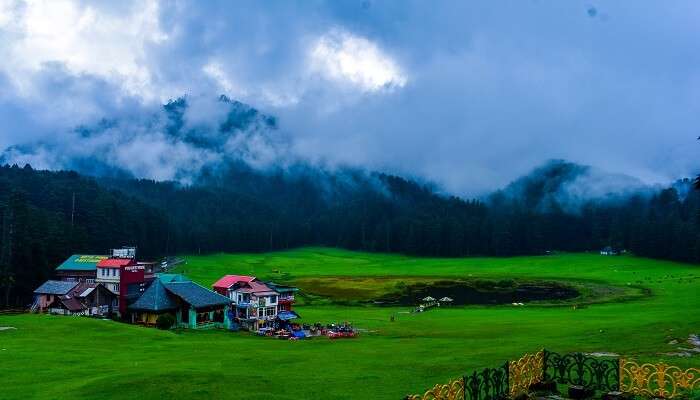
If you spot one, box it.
[164,281,231,308]
[97,258,134,268]
[212,275,256,289]
[57,295,85,312]
[34,280,78,295]
[56,254,108,271]
[128,279,178,312]
[236,281,278,296]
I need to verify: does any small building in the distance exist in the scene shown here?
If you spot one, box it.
[33,280,80,312]
[33,280,116,316]
[600,246,620,256]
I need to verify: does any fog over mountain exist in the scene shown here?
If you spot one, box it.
[1,1,699,195]
[493,159,653,213]
[1,96,660,208]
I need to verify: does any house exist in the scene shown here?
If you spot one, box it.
[41,281,117,316]
[129,276,232,329]
[600,246,620,256]
[212,275,257,295]
[71,283,118,316]
[264,282,298,312]
[95,248,149,316]
[55,254,108,282]
[137,261,160,280]
[96,257,135,294]
[33,280,79,312]
[212,275,282,330]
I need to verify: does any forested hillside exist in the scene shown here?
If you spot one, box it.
[0,165,168,306]
[1,161,700,307]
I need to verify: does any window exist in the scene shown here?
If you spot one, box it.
[113,283,119,292]
[265,307,275,316]
[237,294,242,303]
[258,308,264,318]
[112,268,116,277]
[270,295,277,304]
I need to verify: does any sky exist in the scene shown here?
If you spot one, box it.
[0,0,699,195]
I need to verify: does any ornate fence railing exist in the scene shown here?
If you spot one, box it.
[405,363,510,400]
[508,351,544,398]
[543,350,619,392]
[465,363,510,400]
[619,359,700,398]
[406,350,699,400]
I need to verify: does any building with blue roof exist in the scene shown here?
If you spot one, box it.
[128,277,231,329]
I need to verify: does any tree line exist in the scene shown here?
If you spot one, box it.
[1,163,699,307]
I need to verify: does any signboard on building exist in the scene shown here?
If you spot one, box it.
[112,247,136,259]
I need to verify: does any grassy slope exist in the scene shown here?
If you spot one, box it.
[1,248,699,400]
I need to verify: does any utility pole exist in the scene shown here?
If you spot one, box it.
[70,192,76,252]
[70,192,75,229]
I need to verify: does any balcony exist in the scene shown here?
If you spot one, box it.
[278,295,295,303]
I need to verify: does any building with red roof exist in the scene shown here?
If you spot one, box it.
[212,275,257,296]
[95,247,147,316]
[212,274,299,330]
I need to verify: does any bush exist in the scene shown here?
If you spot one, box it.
[156,314,175,330]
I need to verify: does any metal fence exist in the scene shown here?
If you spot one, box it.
[619,359,700,398]
[406,349,699,400]
[543,350,619,392]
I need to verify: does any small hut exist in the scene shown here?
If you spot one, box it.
[421,296,437,307]
[439,297,454,306]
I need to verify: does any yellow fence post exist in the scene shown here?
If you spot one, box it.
[508,350,545,398]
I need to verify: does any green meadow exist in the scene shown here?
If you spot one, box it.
[1,248,699,399]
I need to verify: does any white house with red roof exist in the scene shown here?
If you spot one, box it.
[212,275,287,330]
[96,258,135,294]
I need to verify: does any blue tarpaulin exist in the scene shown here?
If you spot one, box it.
[277,310,300,320]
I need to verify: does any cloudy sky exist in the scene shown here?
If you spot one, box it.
[0,0,698,195]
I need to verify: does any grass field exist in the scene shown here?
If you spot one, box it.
[1,248,699,399]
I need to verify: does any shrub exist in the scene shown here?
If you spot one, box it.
[156,314,175,330]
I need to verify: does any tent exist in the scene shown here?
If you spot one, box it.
[422,296,436,302]
[277,310,300,321]
[439,297,453,302]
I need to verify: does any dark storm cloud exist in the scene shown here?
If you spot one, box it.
[0,0,698,195]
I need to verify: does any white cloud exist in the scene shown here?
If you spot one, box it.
[309,29,407,92]
[1,0,167,100]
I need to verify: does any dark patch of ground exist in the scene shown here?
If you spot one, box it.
[376,279,580,306]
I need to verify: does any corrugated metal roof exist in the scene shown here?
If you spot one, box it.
[57,295,85,312]
[212,275,256,289]
[34,280,78,295]
[97,258,134,267]
[55,254,108,271]
[164,281,231,309]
